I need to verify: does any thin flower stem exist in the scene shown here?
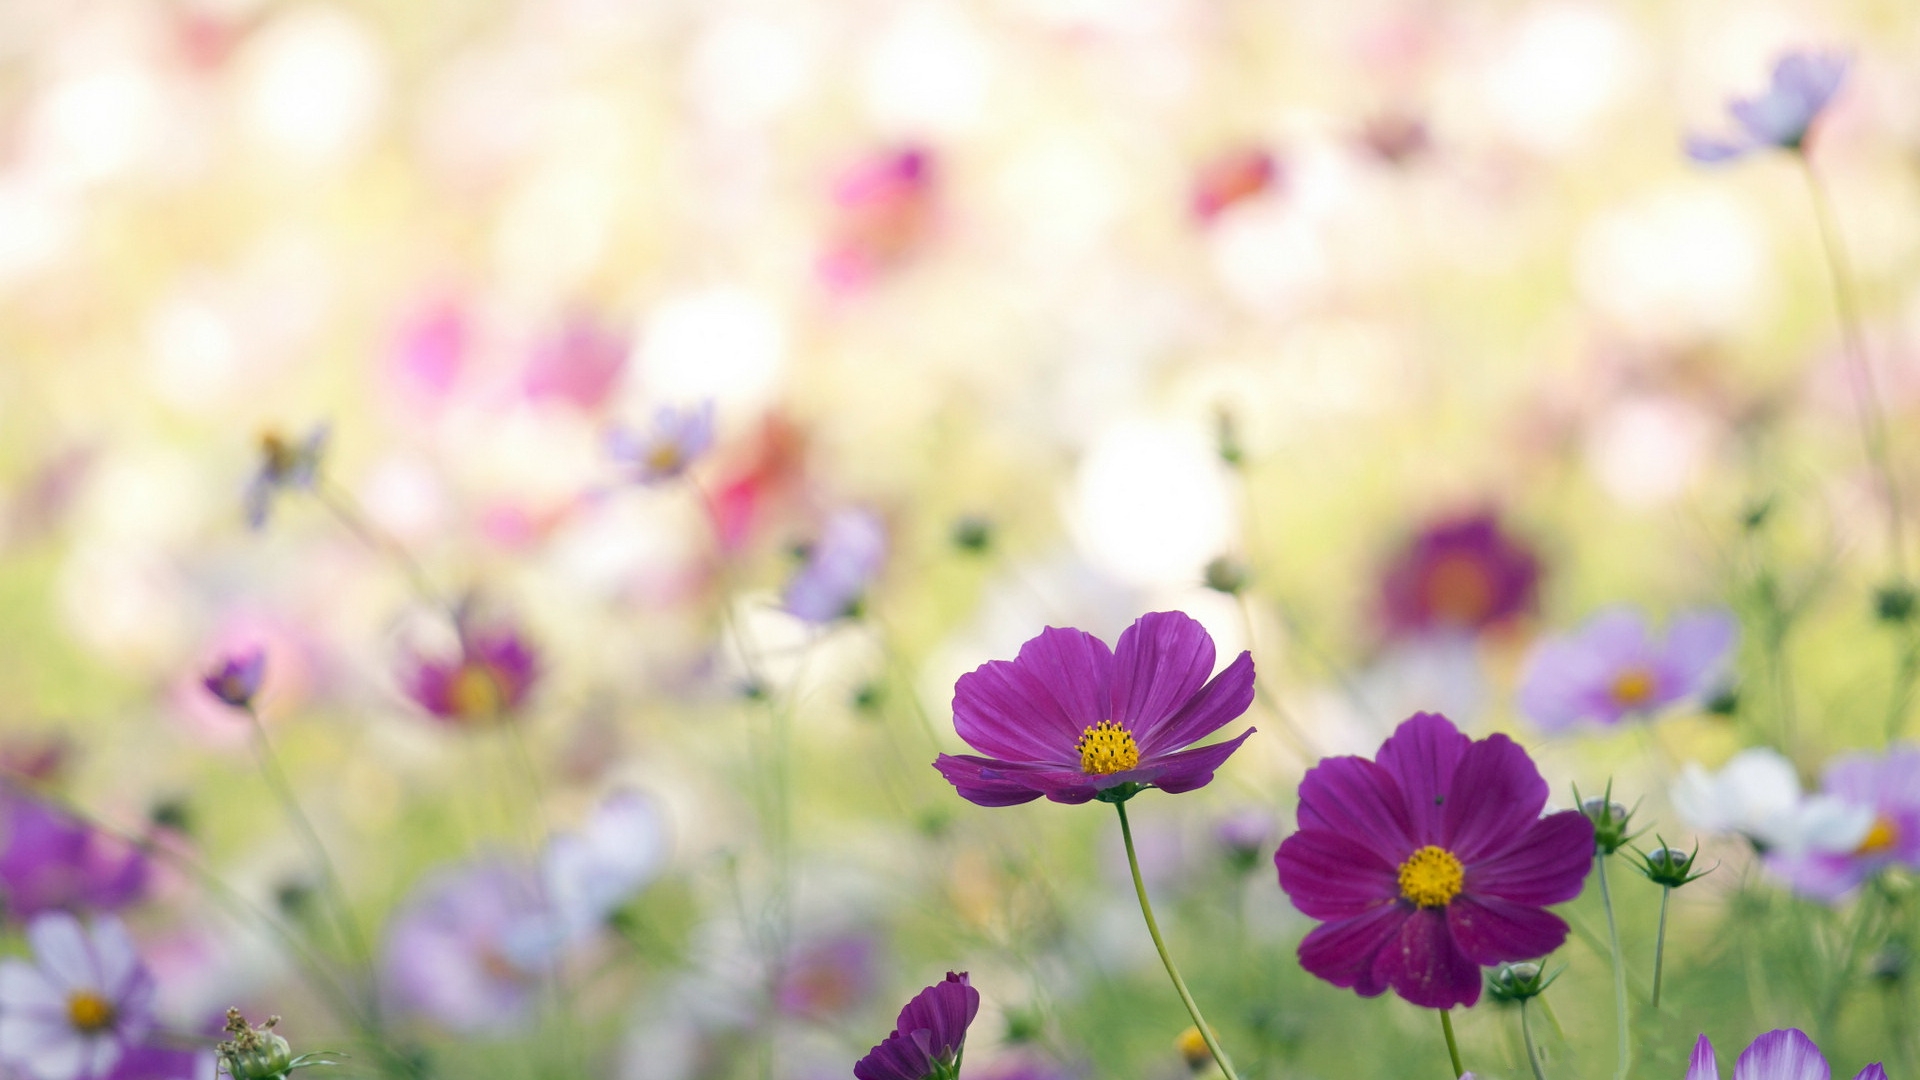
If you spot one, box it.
[1652,885,1671,1009]
[314,482,450,617]
[1439,1008,1464,1079]
[1598,852,1630,1080]
[1520,1001,1548,1080]
[1114,801,1240,1080]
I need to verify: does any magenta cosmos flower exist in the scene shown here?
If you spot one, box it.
[820,146,938,294]
[933,612,1255,806]
[1687,1029,1886,1080]
[0,793,150,920]
[1688,51,1850,164]
[1767,746,1920,902]
[402,622,539,728]
[1518,608,1738,732]
[854,972,979,1080]
[1274,712,1593,1009]
[1379,511,1540,639]
[201,648,266,710]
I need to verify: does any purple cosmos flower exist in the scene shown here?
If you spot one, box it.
[1379,511,1540,639]
[0,913,157,1080]
[1766,746,1920,901]
[401,622,539,727]
[1517,608,1738,732]
[933,611,1256,807]
[607,401,716,485]
[0,792,150,920]
[243,426,327,529]
[776,934,879,1019]
[1688,52,1850,164]
[201,648,266,710]
[381,858,552,1033]
[853,972,979,1080]
[1274,712,1594,1010]
[783,509,887,624]
[522,314,628,412]
[1686,1028,1887,1080]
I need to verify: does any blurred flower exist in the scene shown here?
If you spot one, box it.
[1274,712,1593,1010]
[774,933,878,1018]
[102,1042,214,1080]
[708,416,808,551]
[853,972,979,1080]
[389,299,468,407]
[401,620,539,727]
[1687,52,1849,163]
[0,735,74,785]
[1685,1029,1886,1080]
[1767,746,1920,901]
[0,791,151,920]
[243,426,327,529]
[522,315,629,411]
[933,611,1255,806]
[607,402,715,485]
[1215,810,1271,872]
[381,858,550,1033]
[1358,111,1431,166]
[201,648,265,710]
[1379,511,1540,640]
[542,789,668,943]
[783,508,887,623]
[1517,608,1737,732]
[1670,748,1869,856]
[819,146,938,293]
[1191,147,1279,224]
[0,912,156,1080]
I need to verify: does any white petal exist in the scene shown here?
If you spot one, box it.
[24,913,96,991]
[83,918,141,1001]
[0,962,64,1011]
[79,1033,125,1080]
[1,1021,86,1080]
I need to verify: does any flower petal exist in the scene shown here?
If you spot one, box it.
[1109,612,1215,740]
[1441,733,1549,861]
[0,962,63,1012]
[1135,651,1255,756]
[86,918,141,1001]
[25,913,96,992]
[951,627,1113,763]
[1133,728,1254,795]
[1852,1067,1887,1080]
[1296,903,1408,998]
[1465,811,1593,905]
[1445,894,1568,965]
[931,754,1046,807]
[0,1020,86,1080]
[1296,756,1415,866]
[1373,905,1482,1009]
[1275,830,1399,919]
[1733,1029,1830,1080]
[1663,609,1738,691]
[1689,1035,1720,1080]
[1374,713,1471,846]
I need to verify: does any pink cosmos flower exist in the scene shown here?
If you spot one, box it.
[401,621,539,728]
[522,315,628,411]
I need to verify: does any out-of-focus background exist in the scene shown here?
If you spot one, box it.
[2,0,1918,1078]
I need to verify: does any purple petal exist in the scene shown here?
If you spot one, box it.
[1663,609,1738,691]
[1852,1067,1887,1080]
[931,755,1046,807]
[1441,733,1549,861]
[1274,830,1399,919]
[1466,811,1594,905]
[1690,1035,1720,1080]
[1296,903,1409,997]
[1135,651,1255,756]
[1375,712,1471,845]
[1296,756,1416,866]
[893,973,978,1059]
[951,627,1113,763]
[1733,1029,1829,1080]
[1373,905,1482,1009]
[1686,133,1754,164]
[1765,851,1866,903]
[1108,612,1215,740]
[1132,728,1254,794]
[1517,637,1613,732]
[1445,894,1569,964]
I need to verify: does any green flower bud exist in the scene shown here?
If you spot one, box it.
[1486,961,1559,1003]
[1573,781,1640,855]
[1203,556,1249,595]
[1631,839,1713,888]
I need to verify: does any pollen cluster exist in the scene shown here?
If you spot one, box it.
[67,991,115,1033]
[1397,845,1465,908]
[448,662,506,720]
[1075,720,1140,775]
[1610,668,1657,708]
[1856,815,1899,856]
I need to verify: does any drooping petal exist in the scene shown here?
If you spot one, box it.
[1135,651,1255,756]
[1374,713,1471,845]
[1689,1035,1720,1080]
[1108,612,1215,738]
[1465,811,1594,905]
[1372,905,1482,1009]
[1131,728,1254,794]
[1441,733,1549,861]
[1296,756,1415,866]
[950,627,1113,763]
[1733,1029,1830,1080]
[931,755,1047,807]
[1445,894,1569,964]
[1296,903,1409,998]
[1274,830,1399,919]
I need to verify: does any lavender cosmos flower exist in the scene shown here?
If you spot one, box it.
[933,611,1256,806]
[1686,1028,1886,1080]
[243,426,327,529]
[775,933,879,1018]
[0,913,156,1080]
[784,509,887,623]
[0,792,150,920]
[1192,146,1280,223]
[607,401,716,485]
[819,146,938,294]
[402,622,539,727]
[522,314,628,411]
[542,788,668,942]
[1518,608,1738,732]
[1274,712,1594,1009]
[201,648,265,710]
[853,972,979,1080]
[1379,511,1540,639]
[382,858,551,1033]
[1688,52,1850,164]
[1766,746,1920,901]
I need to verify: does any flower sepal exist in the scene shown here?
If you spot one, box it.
[1486,961,1562,1004]
[1574,781,1643,855]
[1629,837,1714,888]
[1094,782,1145,805]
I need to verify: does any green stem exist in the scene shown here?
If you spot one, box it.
[315,482,449,617]
[1439,1008,1464,1079]
[1598,853,1629,1080]
[1114,801,1240,1080]
[1520,1000,1547,1080]
[1652,886,1671,1009]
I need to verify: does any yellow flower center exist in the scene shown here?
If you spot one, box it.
[646,443,683,474]
[1397,845,1465,908]
[67,991,115,1033]
[448,662,505,720]
[1856,815,1900,856]
[1076,720,1140,775]
[1424,555,1495,624]
[1611,668,1657,708]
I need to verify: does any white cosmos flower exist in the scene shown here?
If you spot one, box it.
[0,913,155,1080]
